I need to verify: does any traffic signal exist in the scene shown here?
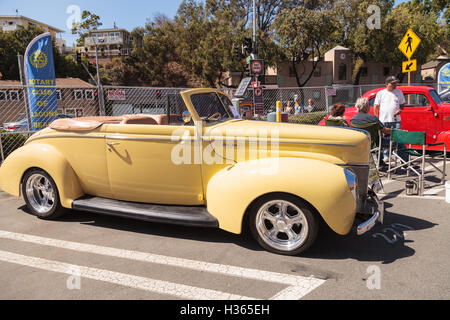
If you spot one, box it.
[234,45,241,59]
[76,51,81,64]
[156,90,162,99]
[243,37,253,55]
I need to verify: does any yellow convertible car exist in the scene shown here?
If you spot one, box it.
[0,88,383,255]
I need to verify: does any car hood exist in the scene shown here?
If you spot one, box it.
[204,120,371,165]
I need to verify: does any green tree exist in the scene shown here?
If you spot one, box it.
[0,25,44,80]
[71,10,102,47]
[0,25,86,81]
[273,0,337,87]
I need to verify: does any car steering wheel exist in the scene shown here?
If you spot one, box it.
[207,112,222,122]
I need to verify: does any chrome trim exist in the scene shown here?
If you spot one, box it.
[203,137,358,148]
[336,163,370,167]
[343,168,357,200]
[105,135,183,142]
[357,191,384,235]
[28,134,105,142]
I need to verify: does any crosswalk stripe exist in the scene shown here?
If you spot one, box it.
[0,230,325,299]
[0,249,254,300]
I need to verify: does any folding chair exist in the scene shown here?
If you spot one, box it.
[350,122,383,170]
[387,129,447,196]
[325,118,349,127]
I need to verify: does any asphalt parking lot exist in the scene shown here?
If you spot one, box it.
[0,160,449,301]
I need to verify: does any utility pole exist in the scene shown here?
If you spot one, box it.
[17,54,32,132]
[91,33,106,116]
[252,0,257,58]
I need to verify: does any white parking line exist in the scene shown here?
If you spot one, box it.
[423,187,445,196]
[0,230,325,300]
[0,250,254,300]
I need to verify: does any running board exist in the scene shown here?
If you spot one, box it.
[72,196,219,228]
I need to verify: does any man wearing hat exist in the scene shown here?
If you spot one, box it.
[374,76,408,166]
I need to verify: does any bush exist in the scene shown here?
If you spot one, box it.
[288,111,328,125]
[0,130,28,160]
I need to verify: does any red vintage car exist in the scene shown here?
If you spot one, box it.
[319,86,450,151]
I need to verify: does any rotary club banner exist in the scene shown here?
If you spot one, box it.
[24,32,58,131]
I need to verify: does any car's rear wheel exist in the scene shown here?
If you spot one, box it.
[249,194,319,256]
[22,169,66,220]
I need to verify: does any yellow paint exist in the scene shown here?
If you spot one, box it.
[402,59,417,73]
[0,88,371,236]
[398,29,421,60]
[276,101,282,122]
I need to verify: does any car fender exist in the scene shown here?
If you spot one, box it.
[206,157,356,235]
[435,130,450,149]
[0,142,83,208]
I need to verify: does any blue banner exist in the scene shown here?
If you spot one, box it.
[24,32,58,131]
[438,62,450,94]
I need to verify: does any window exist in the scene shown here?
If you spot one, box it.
[8,90,20,101]
[360,67,368,77]
[73,90,84,100]
[0,90,7,100]
[383,67,390,77]
[85,90,94,100]
[404,93,430,107]
[56,90,63,100]
[338,64,347,80]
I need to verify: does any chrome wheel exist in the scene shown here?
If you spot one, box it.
[255,200,309,252]
[25,173,56,214]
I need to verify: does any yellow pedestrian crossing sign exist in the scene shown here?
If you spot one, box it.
[398,29,421,59]
[402,59,417,73]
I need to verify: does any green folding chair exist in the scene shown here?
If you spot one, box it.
[325,118,349,127]
[387,129,447,195]
[350,122,382,170]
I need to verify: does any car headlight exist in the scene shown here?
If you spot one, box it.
[344,168,357,200]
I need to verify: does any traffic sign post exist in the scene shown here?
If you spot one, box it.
[398,29,421,86]
[253,86,264,116]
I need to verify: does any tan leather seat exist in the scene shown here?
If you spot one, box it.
[149,114,182,125]
[121,114,158,125]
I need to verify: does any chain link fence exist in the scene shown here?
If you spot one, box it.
[0,82,439,163]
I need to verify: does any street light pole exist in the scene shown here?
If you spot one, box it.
[92,33,106,116]
[252,0,257,58]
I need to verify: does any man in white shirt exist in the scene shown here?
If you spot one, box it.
[374,76,408,165]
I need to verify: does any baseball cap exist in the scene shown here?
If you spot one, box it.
[385,76,399,84]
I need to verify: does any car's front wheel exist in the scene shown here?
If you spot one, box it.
[22,169,67,220]
[249,194,319,256]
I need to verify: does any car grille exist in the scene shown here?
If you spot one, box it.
[341,163,370,213]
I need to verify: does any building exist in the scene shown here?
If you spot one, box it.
[0,15,66,53]
[421,55,450,84]
[0,78,99,126]
[82,28,133,63]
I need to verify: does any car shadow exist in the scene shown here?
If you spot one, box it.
[18,205,263,252]
[18,203,436,263]
[303,209,437,264]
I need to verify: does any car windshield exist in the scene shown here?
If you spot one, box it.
[190,93,233,123]
[430,90,443,105]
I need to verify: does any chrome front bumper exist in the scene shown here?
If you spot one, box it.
[356,190,384,236]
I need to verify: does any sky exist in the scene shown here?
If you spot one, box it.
[0,0,410,47]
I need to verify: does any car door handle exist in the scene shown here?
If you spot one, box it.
[107,142,120,146]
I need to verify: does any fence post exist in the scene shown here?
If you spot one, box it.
[98,85,106,116]
[0,134,4,163]
[325,87,329,113]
